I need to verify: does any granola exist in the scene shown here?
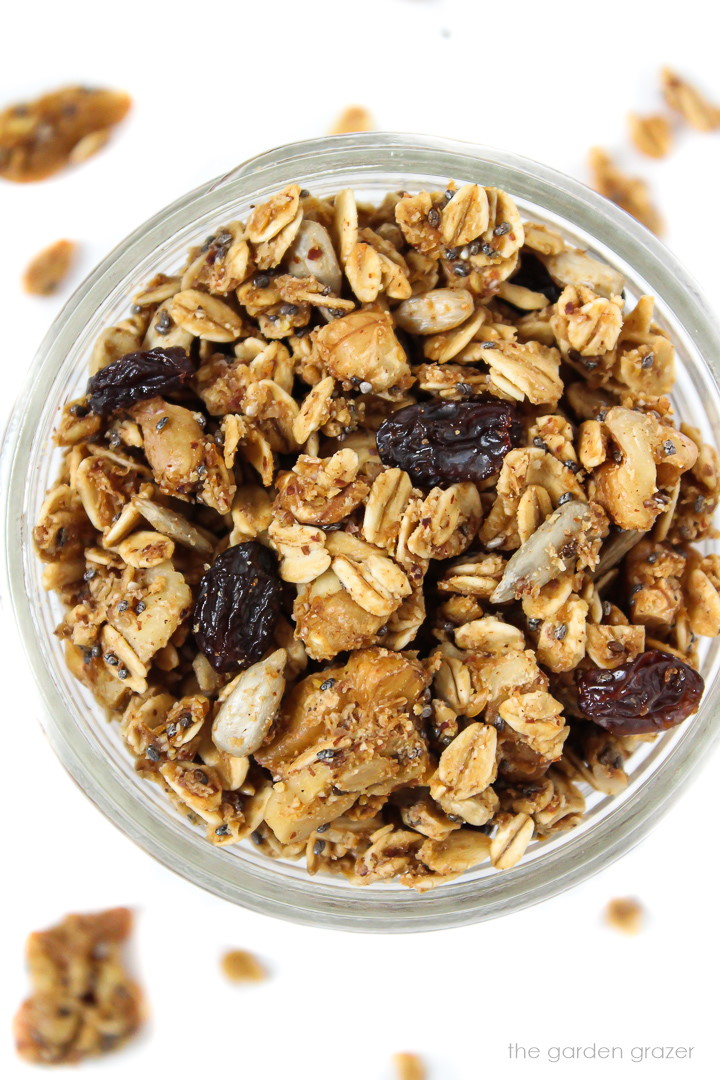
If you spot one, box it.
[0,86,130,183]
[34,180,718,889]
[220,949,268,982]
[605,896,645,934]
[13,908,143,1065]
[23,239,77,296]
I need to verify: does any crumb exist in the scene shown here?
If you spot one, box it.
[393,1051,426,1080]
[220,949,268,983]
[661,68,720,132]
[329,106,373,135]
[605,896,645,934]
[627,113,673,159]
[23,239,77,296]
[13,907,143,1065]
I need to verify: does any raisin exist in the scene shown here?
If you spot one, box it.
[576,649,704,736]
[86,347,195,415]
[506,253,561,305]
[193,542,282,673]
[375,398,522,488]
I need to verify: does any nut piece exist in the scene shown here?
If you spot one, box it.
[393,1052,426,1080]
[628,113,673,159]
[212,649,287,756]
[220,949,268,983]
[661,68,720,132]
[22,239,76,295]
[394,288,474,335]
[605,897,645,934]
[329,106,373,134]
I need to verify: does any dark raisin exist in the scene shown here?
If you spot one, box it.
[576,649,704,735]
[86,347,195,415]
[375,398,522,488]
[507,253,561,305]
[193,541,282,673]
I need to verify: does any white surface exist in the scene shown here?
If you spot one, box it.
[2,1,719,1076]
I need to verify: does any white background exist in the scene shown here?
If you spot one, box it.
[2,1,719,1077]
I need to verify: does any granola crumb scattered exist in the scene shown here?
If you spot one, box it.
[329,106,373,134]
[13,908,143,1065]
[0,85,131,183]
[220,949,268,983]
[22,239,77,296]
[605,896,645,934]
[628,113,673,159]
[588,147,663,234]
[393,1052,426,1080]
[661,67,720,132]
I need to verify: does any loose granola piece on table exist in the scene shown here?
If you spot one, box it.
[329,105,373,134]
[628,113,673,159]
[661,68,720,132]
[13,908,143,1065]
[32,176,718,887]
[23,239,77,295]
[588,148,663,234]
[0,86,131,182]
[605,896,645,934]
[220,949,268,983]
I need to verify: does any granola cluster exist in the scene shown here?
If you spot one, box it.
[13,908,143,1065]
[34,181,719,889]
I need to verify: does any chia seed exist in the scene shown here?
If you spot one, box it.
[427,208,440,227]
[136,600,146,613]
[146,746,160,761]
[481,243,496,256]
[253,273,270,288]
[607,640,625,654]
[156,416,169,431]
[91,644,102,658]
[155,310,172,335]
[117,600,129,613]
[83,567,96,581]
[613,450,623,464]
[527,618,541,631]
[316,748,337,761]
[554,623,568,640]
[319,678,336,691]
[641,352,655,368]
[251,829,263,845]
[69,403,89,418]
[215,824,231,836]
[454,263,470,277]
[481,340,498,349]
[313,839,326,856]
[104,653,118,666]
[117,667,129,679]
[663,440,677,456]
[494,222,511,236]
[558,492,573,505]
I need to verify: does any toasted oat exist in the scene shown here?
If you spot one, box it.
[605,897,645,934]
[33,177,717,888]
[588,148,663,234]
[393,1052,426,1080]
[13,908,143,1065]
[628,113,673,159]
[329,105,373,134]
[0,86,130,182]
[661,68,720,132]
[22,239,77,296]
[220,949,268,983]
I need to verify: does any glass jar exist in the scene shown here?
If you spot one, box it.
[3,133,720,932]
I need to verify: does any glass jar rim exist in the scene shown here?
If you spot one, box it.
[3,132,720,932]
